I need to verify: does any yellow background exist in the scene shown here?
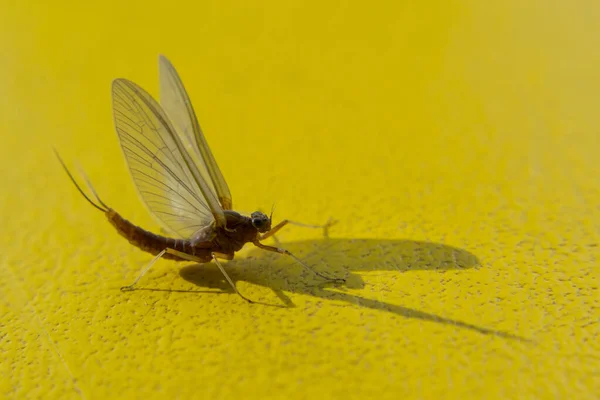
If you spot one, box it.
[1,0,599,398]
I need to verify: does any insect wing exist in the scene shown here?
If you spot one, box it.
[112,78,226,238]
[158,55,233,210]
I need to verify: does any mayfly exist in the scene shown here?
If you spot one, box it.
[56,55,344,303]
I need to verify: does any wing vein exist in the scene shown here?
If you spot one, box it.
[111,78,221,238]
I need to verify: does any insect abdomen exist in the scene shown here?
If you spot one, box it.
[105,209,208,261]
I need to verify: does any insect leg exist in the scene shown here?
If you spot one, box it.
[211,254,254,303]
[121,249,167,291]
[252,240,345,283]
[163,248,253,303]
[260,218,338,241]
[213,252,234,260]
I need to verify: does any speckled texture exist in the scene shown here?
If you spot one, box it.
[1,1,599,398]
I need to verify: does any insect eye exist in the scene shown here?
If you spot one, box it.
[252,218,263,227]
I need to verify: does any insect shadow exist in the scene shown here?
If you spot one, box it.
[177,238,528,341]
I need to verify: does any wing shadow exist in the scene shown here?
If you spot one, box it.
[177,238,529,341]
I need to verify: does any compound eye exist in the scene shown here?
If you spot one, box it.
[252,218,264,228]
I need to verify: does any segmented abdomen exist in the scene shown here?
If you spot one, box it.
[105,209,212,262]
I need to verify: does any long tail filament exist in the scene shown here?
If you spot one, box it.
[54,148,109,213]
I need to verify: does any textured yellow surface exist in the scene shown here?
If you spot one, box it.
[1,1,599,398]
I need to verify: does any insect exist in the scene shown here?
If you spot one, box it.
[55,55,344,303]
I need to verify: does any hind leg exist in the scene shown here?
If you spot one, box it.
[121,249,168,291]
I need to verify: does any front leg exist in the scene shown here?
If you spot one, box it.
[252,240,345,283]
[260,218,338,241]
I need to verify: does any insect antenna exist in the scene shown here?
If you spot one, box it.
[54,149,109,213]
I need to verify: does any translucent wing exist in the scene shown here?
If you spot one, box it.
[112,78,227,239]
[158,55,233,210]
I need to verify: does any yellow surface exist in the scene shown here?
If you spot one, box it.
[1,1,599,398]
